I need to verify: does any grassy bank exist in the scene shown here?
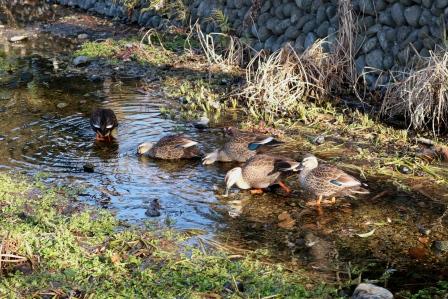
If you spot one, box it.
[0,174,337,298]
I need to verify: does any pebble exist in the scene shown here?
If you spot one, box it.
[83,163,95,173]
[9,35,28,42]
[417,224,431,235]
[397,165,411,174]
[73,56,90,66]
[57,102,68,109]
[432,240,448,253]
[312,135,325,145]
[352,283,393,299]
[77,33,89,39]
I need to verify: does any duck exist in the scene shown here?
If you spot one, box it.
[298,154,369,206]
[90,108,118,141]
[137,135,202,160]
[224,154,300,196]
[202,127,283,165]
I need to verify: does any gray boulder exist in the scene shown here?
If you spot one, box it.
[366,49,384,69]
[352,283,393,299]
[304,32,316,49]
[391,3,405,26]
[404,6,422,26]
[73,56,90,66]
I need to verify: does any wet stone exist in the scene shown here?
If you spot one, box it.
[432,240,448,253]
[83,163,95,173]
[73,55,90,66]
[9,35,28,42]
[397,165,411,174]
[57,102,68,109]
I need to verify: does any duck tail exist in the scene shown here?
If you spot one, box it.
[202,149,219,165]
[248,137,283,151]
[351,186,370,195]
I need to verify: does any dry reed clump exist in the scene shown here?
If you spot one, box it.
[240,41,345,120]
[381,51,448,133]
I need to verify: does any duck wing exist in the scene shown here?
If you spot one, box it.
[317,165,361,188]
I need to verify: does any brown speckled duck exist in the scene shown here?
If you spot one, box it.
[90,108,118,141]
[298,154,369,206]
[137,135,202,160]
[202,127,283,165]
[224,154,300,196]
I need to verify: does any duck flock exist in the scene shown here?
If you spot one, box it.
[91,107,369,207]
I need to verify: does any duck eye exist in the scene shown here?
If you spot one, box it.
[106,125,113,129]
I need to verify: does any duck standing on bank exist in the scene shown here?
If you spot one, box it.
[224,154,301,196]
[298,154,369,206]
[202,127,283,165]
[137,135,202,160]
[90,108,118,142]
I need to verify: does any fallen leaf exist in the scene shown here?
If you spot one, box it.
[408,247,427,259]
[418,236,430,245]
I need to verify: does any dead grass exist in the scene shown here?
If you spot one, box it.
[240,41,345,121]
[381,51,448,133]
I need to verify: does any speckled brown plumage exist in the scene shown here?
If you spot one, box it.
[241,154,299,189]
[144,135,201,160]
[298,154,367,201]
[90,108,118,140]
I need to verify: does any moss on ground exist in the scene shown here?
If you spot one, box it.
[0,174,339,298]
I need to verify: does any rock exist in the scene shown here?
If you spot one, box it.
[294,34,306,51]
[83,163,95,173]
[422,0,432,7]
[397,48,410,65]
[295,0,313,10]
[366,49,384,69]
[313,135,325,144]
[377,31,389,50]
[397,165,411,174]
[391,3,405,26]
[304,32,316,49]
[352,283,393,299]
[285,26,300,39]
[275,5,284,19]
[145,199,161,217]
[316,6,327,23]
[316,21,329,38]
[57,102,68,109]
[362,37,378,53]
[290,9,303,23]
[404,6,422,26]
[73,56,90,66]
[9,35,28,42]
[435,0,448,9]
[359,0,375,15]
[419,9,432,26]
[423,37,436,49]
[417,224,431,235]
[355,55,366,73]
[432,240,448,253]
[366,24,382,36]
[385,27,396,41]
[359,16,375,28]
[261,0,271,13]
[326,5,337,18]
[379,9,394,26]
[375,0,387,11]
[257,26,271,41]
[397,26,411,41]
[383,54,394,69]
[302,19,316,34]
[77,33,89,39]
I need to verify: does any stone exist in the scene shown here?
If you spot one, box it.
[379,9,394,26]
[359,16,375,28]
[77,33,88,39]
[304,32,316,49]
[432,240,448,253]
[366,24,382,36]
[283,3,296,17]
[73,56,90,66]
[422,0,432,7]
[383,54,394,69]
[419,9,433,26]
[326,5,337,18]
[352,283,393,299]
[258,12,271,25]
[273,19,291,35]
[400,0,412,4]
[397,48,410,65]
[57,102,68,109]
[366,49,384,69]
[295,0,313,10]
[397,26,412,41]
[266,18,277,31]
[404,5,422,26]
[429,25,441,38]
[375,0,387,11]
[290,9,303,23]
[275,5,284,19]
[294,34,306,51]
[391,3,405,26]
[377,30,389,50]
[296,14,313,29]
[302,19,316,34]
[420,48,430,57]
[234,0,244,9]
[83,163,95,173]
[385,27,396,41]
[145,199,161,217]
[285,26,300,39]
[261,0,272,13]
[359,0,375,15]
[436,0,448,9]
[430,5,444,16]
[418,26,430,39]
[258,26,271,41]
[316,21,330,38]
[264,36,277,50]
[362,37,378,53]
[316,6,327,23]
[423,37,436,49]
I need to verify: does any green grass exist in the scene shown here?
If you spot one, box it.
[0,174,337,298]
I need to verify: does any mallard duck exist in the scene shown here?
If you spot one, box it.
[137,135,202,160]
[224,154,300,196]
[90,108,118,141]
[202,127,283,165]
[298,154,369,206]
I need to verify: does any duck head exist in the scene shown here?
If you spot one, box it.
[137,142,154,155]
[300,154,318,171]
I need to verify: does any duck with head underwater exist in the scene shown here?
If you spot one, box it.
[224,154,301,196]
[90,108,118,142]
[137,135,202,160]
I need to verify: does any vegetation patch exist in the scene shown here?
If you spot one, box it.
[0,174,338,298]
